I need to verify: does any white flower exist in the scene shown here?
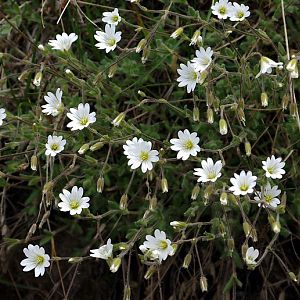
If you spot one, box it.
[170,129,200,161]
[255,56,283,78]
[94,24,122,53]
[48,33,78,51]
[211,0,233,20]
[42,88,64,116]
[229,170,257,196]
[67,103,96,131]
[177,61,200,93]
[191,47,213,72]
[0,108,6,126]
[139,244,160,260]
[229,3,250,21]
[123,137,159,173]
[142,229,173,262]
[58,186,90,215]
[245,247,259,265]
[90,238,113,260]
[254,182,281,208]
[193,158,222,183]
[45,135,66,157]
[262,155,285,179]
[20,244,50,277]
[102,8,121,26]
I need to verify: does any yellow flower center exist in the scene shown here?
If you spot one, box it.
[70,200,80,209]
[112,15,119,22]
[240,184,249,191]
[80,117,89,126]
[36,255,45,265]
[107,38,116,47]
[51,143,58,151]
[219,6,226,14]
[160,240,168,250]
[267,167,274,174]
[140,151,149,161]
[192,72,198,80]
[237,11,244,18]
[184,140,194,150]
[264,195,273,203]
[207,172,216,180]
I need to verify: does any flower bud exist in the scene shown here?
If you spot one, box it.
[193,106,200,122]
[243,222,257,241]
[68,257,83,264]
[282,94,289,110]
[136,38,147,53]
[227,238,235,254]
[38,44,45,51]
[289,102,297,118]
[272,221,281,233]
[112,112,126,127]
[220,192,228,205]
[204,184,214,201]
[110,257,121,273]
[244,141,251,157]
[97,176,104,193]
[261,92,268,107]
[219,118,228,135]
[170,27,183,39]
[286,58,298,79]
[237,108,246,125]
[183,253,192,269]
[31,155,38,171]
[170,244,177,256]
[141,46,150,64]
[199,70,208,85]
[207,108,214,124]
[191,184,200,200]
[78,143,89,154]
[199,276,208,292]
[144,265,156,279]
[149,195,157,210]
[241,243,248,259]
[288,272,298,282]
[138,90,146,97]
[120,194,128,210]
[190,30,202,46]
[33,71,42,87]
[108,64,117,78]
[170,221,187,231]
[161,177,168,193]
[90,141,104,152]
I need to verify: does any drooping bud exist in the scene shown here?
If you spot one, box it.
[161,177,168,193]
[237,108,246,125]
[244,141,251,157]
[97,176,105,193]
[289,102,298,118]
[31,155,38,171]
[138,90,146,97]
[120,194,128,210]
[219,118,228,135]
[149,195,157,210]
[189,30,202,46]
[110,257,121,273]
[108,64,117,78]
[207,108,214,124]
[68,257,84,264]
[288,272,298,282]
[193,106,200,122]
[261,92,268,107]
[112,112,126,127]
[144,265,156,279]
[183,253,192,269]
[282,94,289,110]
[78,143,89,155]
[141,46,150,64]
[38,44,45,51]
[136,38,147,53]
[204,184,214,201]
[33,71,42,87]
[170,27,183,39]
[220,192,228,205]
[123,285,131,300]
[191,184,200,200]
[243,222,257,241]
[286,58,298,79]
[199,70,208,85]
[227,238,235,255]
[199,276,208,292]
